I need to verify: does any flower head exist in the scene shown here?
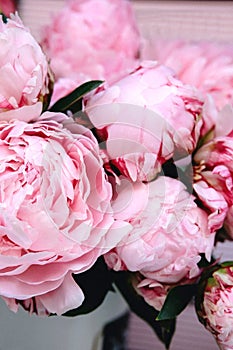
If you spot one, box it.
[143,40,233,110]
[0,113,127,315]
[41,0,140,86]
[193,134,233,236]
[85,61,204,182]
[0,14,50,121]
[105,176,214,284]
[196,263,233,350]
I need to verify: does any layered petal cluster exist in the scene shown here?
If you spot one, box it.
[133,274,198,312]
[143,40,233,110]
[85,61,204,182]
[197,264,233,350]
[105,177,214,286]
[132,274,171,312]
[41,0,140,86]
[0,14,49,121]
[0,114,126,315]
[193,117,233,236]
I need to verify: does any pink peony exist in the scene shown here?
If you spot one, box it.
[143,40,233,110]
[132,274,170,311]
[85,61,204,182]
[105,176,215,284]
[133,274,198,312]
[0,113,128,316]
[193,180,228,234]
[0,0,16,16]
[41,0,140,86]
[197,263,233,350]
[0,13,49,122]
[193,135,233,235]
[192,106,233,235]
[201,102,233,140]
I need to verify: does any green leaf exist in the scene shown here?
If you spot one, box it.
[49,80,103,114]
[220,261,233,268]
[63,257,113,317]
[0,13,8,23]
[157,284,197,321]
[113,271,176,349]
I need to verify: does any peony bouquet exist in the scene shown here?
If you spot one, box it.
[1,0,233,349]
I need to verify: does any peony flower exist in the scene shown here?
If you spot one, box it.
[0,13,50,122]
[0,113,128,316]
[41,0,140,87]
[143,40,233,110]
[133,274,198,312]
[85,61,204,182]
[196,263,233,350]
[201,102,233,140]
[193,135,233,235]
[0,0,16,17]
[105,176,215,284]
[132,274,171,311]
[193,179,228,234]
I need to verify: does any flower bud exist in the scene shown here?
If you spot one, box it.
[196,262,233,350]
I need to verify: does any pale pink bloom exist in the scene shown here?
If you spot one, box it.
[195,138,233,174]
[133,274,198,311]
[143,40,233,110]
[214,104,233,138]
[132,275,170,311]
[105,176,214,284]
[193,180,228,233]
[41,0,140,85]
[198,264,233,350]
[198,88,233,139]
[0,113,128,316]
[201,94,219,138]
[85,61,204,182]
[0,13,49,121]
[193,136,233,234]
[0,0,16,16]
[201,103,233,140]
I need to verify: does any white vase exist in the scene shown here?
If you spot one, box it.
[0,291,128,350]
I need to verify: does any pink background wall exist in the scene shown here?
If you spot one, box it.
[19,0,233,43]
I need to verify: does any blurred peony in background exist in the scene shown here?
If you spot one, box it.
[40,0,140,103]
